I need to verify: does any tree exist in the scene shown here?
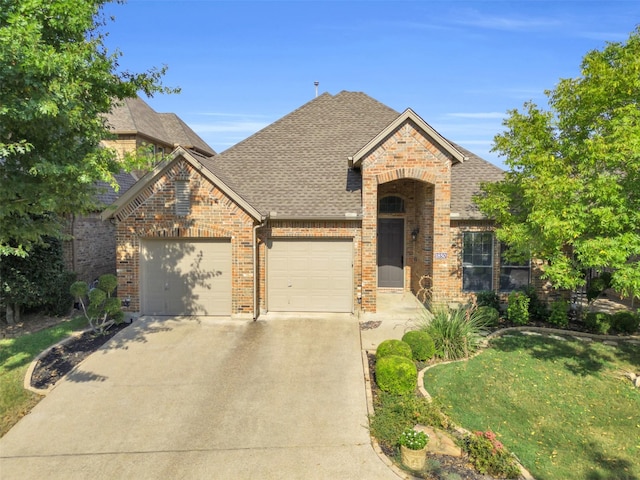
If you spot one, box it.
[0,0,176,257]
[475,27,640,301]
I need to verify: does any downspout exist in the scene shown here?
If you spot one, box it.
[253,218,267,321]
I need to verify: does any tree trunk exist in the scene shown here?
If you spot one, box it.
[6,304,15,325]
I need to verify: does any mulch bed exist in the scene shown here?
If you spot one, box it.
[366,352,514,480]
[30,321,131,390]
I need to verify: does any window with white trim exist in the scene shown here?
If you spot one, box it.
[462,232,493,292]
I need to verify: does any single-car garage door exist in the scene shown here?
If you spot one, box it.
[140,239,232,316]
[268,239,353,313]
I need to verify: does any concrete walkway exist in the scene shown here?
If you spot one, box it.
[0,316,401,479]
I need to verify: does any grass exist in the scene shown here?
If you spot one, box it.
[423,333,640,480]
[0,316,88,437]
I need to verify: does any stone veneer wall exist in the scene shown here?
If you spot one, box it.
[114,158,255,315]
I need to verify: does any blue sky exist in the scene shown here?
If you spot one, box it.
[102,0,640,168]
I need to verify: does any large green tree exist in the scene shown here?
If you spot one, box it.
[476,27,640,300]
[0,0,174,256]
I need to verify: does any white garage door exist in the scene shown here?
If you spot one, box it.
[140,239,232,316]
[268,239,353,313]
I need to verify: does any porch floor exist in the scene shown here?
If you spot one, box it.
[359,291,428,350]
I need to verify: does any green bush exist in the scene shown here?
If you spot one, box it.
[587,274,612,302]
[369,392,449,454]
[70,274,124,333]
[401,330,436,361]
[477,306,500,328]
[585,312,612,334]
[417,305,490,360]
[376,339,413,360]
[507,292,530,325]
[519,285,548,321]
[375,355,418,395]
[462,431,521,479]
[476,290,500,311]
[548,300,569,328]
[611,311,640,334]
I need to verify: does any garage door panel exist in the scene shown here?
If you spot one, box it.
[141,239,231,316]
[268,239,353,313]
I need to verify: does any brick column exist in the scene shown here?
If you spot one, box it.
[361,177,378,312]
[431,180,452,302]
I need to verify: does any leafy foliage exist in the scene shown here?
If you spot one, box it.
[70,274,123,333]
[548,300,569,328]
[375,355,418,395]
[375,339,413,360]
[610,311,639,334]
[0,0,176,256]
[475,290,501,311]
[369,392,449,454]
[477,306,500,328]
[475,27,640,301]
[584,312,612,335]
[462,431,521,479]
[416,304,490,360]
[0,237,75,319]
[507,292,529,325]
[401,330,436,361]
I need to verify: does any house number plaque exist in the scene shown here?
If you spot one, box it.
[435,252,448,259]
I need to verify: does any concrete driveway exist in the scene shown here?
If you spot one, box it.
[0,316,400,479]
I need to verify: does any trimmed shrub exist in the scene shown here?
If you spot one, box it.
[477,306,500,328]
[611,311,640,334]
[401,330,436,361]
[585,312,612,335]
[507,291,530,325]
[476,290,500,311]
[548,300,569,328]
[376,339,413,360]
[462,431,521,479]
[375,355,418,395]
[519,285,548,321]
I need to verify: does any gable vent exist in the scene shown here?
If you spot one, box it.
[175,180,190,216]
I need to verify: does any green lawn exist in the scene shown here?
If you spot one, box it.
[423,333,640,480]
[0,316,88,437]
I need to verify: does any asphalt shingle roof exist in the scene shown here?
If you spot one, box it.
[105,97,215,157]
[202,91,399,218]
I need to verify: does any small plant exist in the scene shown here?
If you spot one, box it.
[585,312,612,334]
[477,306,500,328]
[416,304,490,360]
[376,339,413,360]
[476,290,500,311]
[548,300,569,327]
[611,311,640,334]
[507,291,529,325]
[375,355,418,395]
[462,430,521,479]
[520,285,548,321]
[399,427,429,450]
[70,274,124,334]
[401,330,436,361]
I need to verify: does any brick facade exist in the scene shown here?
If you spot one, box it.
[114,159,255,315]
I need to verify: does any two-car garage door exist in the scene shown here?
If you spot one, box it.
[140,239,231,316]
[267,239,353,313]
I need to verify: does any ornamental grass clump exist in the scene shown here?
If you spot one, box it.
[416,303,490,360]
[398,427,429,450]
[463,430,521,479]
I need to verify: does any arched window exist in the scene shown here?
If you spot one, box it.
[379,196,405,214]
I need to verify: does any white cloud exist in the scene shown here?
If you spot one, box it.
[455,10,562,32]
[189,121,269,133]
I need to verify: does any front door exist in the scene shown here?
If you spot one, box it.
[378,218,404,287]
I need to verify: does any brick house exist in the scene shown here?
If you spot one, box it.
[104,91,528,318]
[63,97,215,283]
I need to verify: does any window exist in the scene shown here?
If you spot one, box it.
[379,196,405,214]
[462,232,493,292]
[175,180,190,216]
[499,244,530,291]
